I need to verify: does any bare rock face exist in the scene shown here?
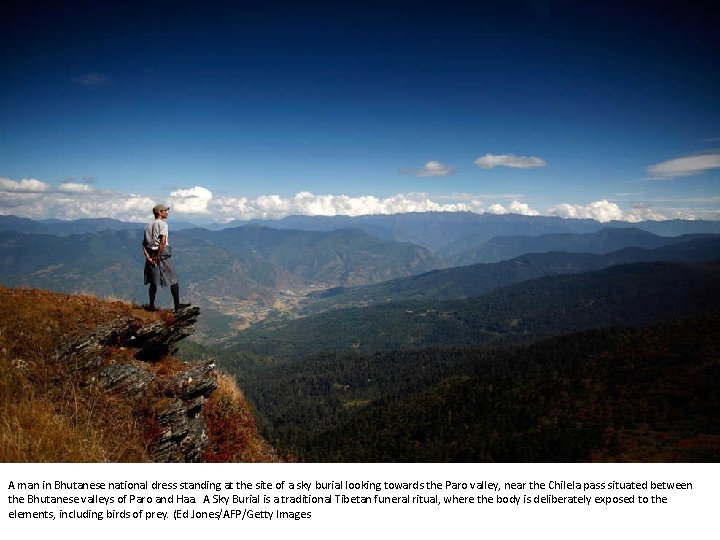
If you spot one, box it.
[58,306,201,366]
[59,306,218,463]
[96,362,155,397]
[131,306,201,360]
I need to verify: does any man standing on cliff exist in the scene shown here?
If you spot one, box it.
[142,204,190,311]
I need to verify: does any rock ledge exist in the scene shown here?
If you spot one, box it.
[59,306,217,462]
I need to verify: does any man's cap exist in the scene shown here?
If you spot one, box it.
[153,204,170,214]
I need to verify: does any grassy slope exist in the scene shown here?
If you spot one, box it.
[0,286,276,462]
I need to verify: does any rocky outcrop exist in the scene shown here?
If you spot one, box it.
[57,306,218,463]
[57,306,201,366]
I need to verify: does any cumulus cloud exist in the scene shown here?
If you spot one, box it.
[0,178,52,210]
[0,178,50,192]
[58,182,94,193]
[474,153,546,169]
[418,161,454,177]
[545,199,674,223]
[627,203,674,222]
[548,200,624,222]
[647,151,720,178]
[1,176,715,224]
[168,186,213,214]
[0,176,155,221]
[42,193,157,221]
[401,160,455,177]
[486,200,540,216]
[210,193,709,223]
[212,191,486,220]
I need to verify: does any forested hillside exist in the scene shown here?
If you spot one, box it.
[442,227,712,265]
[303,237,720,313]
[226,260,720,359]
[225,315,720,462]
[178,225,441,286]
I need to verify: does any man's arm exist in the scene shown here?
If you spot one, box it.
[142,243,155,265]
[155,235,167,260]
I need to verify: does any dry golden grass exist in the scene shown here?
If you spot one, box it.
[203,374,280,463]
[149,354,189,376]
[0,285,278,463]
[0,286,160,462]
[0,370,148,462]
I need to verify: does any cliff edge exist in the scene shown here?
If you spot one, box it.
[62,304,217,462]
[0,286,275,463]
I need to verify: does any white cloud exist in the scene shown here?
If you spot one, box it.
[168,186,213,214]
[1,176,717,224]
[58,182,94,193]
[401,160,455,177]
[418,161,454,177]
[41,193,157,222]
[210,193,711,223]
[0,178,50,192]
[0,178,51,210]
[548,200,624,222]
[486,200,540,216]
[647,152,720,178]
[474,153,546,169]
[545,199,674,223]
[212,191,485,220]
[0,176,155,221]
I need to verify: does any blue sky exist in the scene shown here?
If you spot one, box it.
[1,0,719,223]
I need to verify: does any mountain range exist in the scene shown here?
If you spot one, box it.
[225,258,720,359]
[6,212,720,253]
[0,215,198,235]
[303,237,720,313]
[1,212,718,462]
[441,227,716,265]
[178,225,441,286]
[244,212,720,252]
[216,268,720,461]
[0,222,439,340]
[2,213,719,343]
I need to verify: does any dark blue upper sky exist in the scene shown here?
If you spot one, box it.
[1,0,718,222]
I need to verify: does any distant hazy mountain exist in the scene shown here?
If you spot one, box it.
[240,212,720,253]
[242,212,603,252]
[0,225,441,313]
[0,215,200,235]
[178,225,442,287]
[5,213,720,254]
[0,215,49,234]
[303,237,720,312]
[228,260,720,359]
[611,218,720,236]
[442,227,716,265]
[0,229,147,300]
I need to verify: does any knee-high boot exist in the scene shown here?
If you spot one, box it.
[171,283,180,310]
[149,284,157,309]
